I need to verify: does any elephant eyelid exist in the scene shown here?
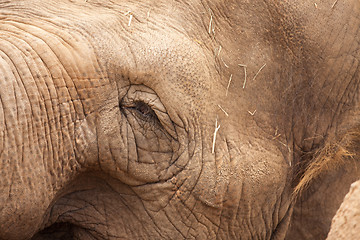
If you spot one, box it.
[124,100,160,123]
[120,95,178,140]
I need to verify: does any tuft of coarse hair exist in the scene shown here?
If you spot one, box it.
[293,127,360,199]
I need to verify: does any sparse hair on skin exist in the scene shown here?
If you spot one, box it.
[293,127,360,199]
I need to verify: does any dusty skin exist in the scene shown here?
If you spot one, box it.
[0,0,359,239]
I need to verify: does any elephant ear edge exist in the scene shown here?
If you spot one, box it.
[326,179,360,240]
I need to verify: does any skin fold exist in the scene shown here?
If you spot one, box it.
[0,0,359,239]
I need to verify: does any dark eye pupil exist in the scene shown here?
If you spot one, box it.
[135,101,153,117]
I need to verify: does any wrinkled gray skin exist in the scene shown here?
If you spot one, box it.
[0,0,359,239]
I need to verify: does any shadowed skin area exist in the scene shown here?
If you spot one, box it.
[0,0,359,239]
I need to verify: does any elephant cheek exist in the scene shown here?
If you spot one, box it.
[74,101,145,186]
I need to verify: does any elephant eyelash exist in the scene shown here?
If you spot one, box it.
[126,101,160,123]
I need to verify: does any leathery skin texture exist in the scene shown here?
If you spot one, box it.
[0,0,359,239]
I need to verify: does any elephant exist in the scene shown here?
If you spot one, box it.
[0,0,359,239]
[326,180,360,240]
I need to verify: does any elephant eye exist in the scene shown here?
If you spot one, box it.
[127,101,159,122]
[119,86,177,139]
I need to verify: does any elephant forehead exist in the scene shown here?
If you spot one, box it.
[87,17,220,115]
[128,39,213,98]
